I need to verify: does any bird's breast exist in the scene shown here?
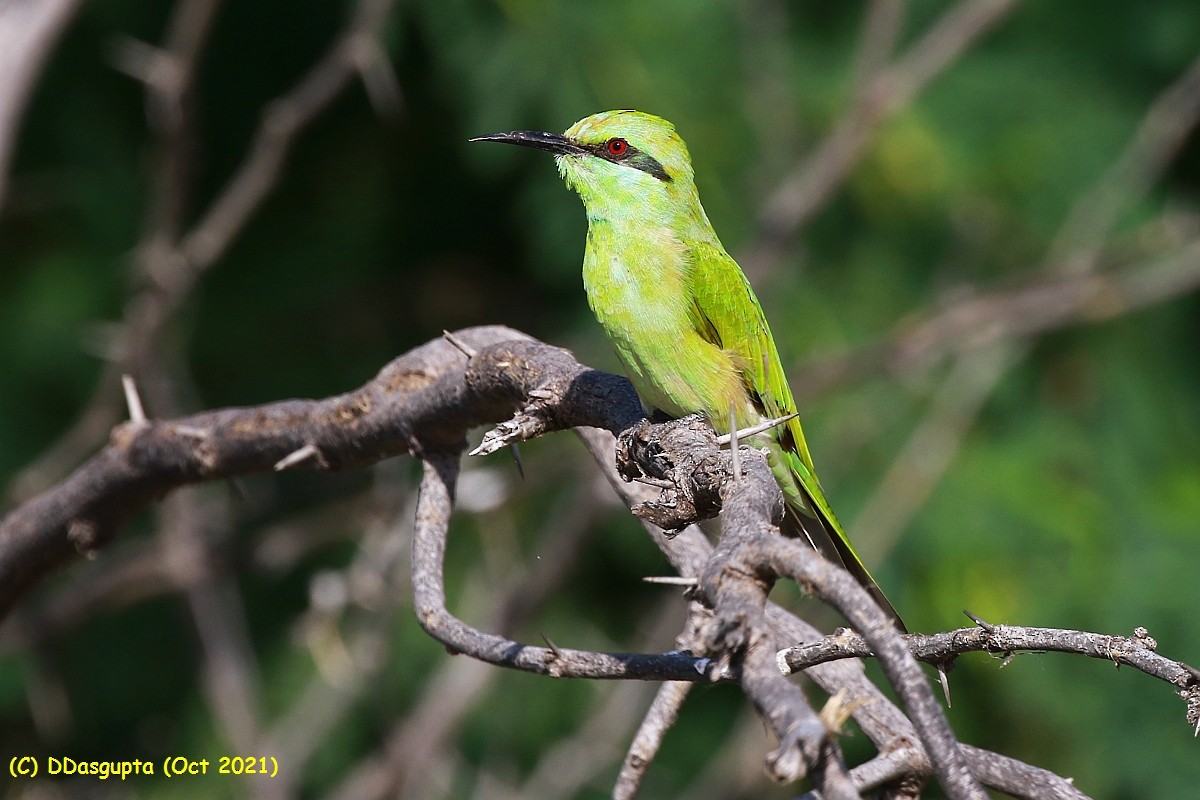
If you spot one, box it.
[582,225,690,338]
[581,225,748,423]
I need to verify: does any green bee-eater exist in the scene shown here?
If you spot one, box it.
[474,110,904,631]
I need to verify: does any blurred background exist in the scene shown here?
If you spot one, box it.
[2,0,1199,797]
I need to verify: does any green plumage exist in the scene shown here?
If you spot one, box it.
[474,110,904,630]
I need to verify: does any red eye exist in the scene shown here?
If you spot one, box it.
[606,138,629,157]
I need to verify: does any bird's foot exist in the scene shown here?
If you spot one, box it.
[615,414,726,531]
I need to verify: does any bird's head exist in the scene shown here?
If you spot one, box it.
[471,110,698,218]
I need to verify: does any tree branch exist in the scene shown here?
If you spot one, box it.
[614,679,693,800]
[577,426,1095,798]
[779,617,1200,733]
[0,326,543,618]
[5,0,401,504]
[0,0,86,212]
[794,234,1200,402]
[3,325,1184,797]
[745,0,1018,280]
[410,452,715,682]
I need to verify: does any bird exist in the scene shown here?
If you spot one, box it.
[472,110,904,631]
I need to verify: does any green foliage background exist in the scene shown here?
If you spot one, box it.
[1,1,1198,797]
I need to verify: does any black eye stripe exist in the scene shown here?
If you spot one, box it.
[586,142,672,183]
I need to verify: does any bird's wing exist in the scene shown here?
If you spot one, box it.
[686,242,906,630]
[684,240,815,470]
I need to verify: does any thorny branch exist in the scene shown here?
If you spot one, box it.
[5,0,401,504]
[579,423,1094,800]
[8,326,1197,797]
[5,4,1199,795]
[778,619,1200,734]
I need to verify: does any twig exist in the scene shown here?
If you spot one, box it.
[711,451,984,798]
[678,708,789,800]
[327,482,609,800]
[410,454,715,682]
[613,680,693,800]
[851,0,907,92]
[959,745,1092,800]
[776,620,1200,726]
[793,234,1200,401]
[578,426,1092,797]
[180,0,399,270]
[0,326,541,618]
[613,602,709,799]
[0,324,1176,797]
[0,0,86,211]
[160,490,264,757]
[850,342,1021,560]
[514,600,687,800]
[116,0,223,255]
[745,0,1017,280]
[1050,51,1200,275]
[256,482,418,799]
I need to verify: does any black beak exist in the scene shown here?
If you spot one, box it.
[469,130,585,156]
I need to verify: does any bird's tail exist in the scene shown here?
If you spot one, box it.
[781,502,907,633]
[767,437,907,632]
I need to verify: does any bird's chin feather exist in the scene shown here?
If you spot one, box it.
[558,156,669,219]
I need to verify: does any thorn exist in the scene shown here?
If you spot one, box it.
[509,444,525,480]
[540,633,562,657]
[1194,716,1199,738]
[716,413,798,446]
[275,443,321,471]
[642,575,699,586]
[470,420,518,457]
[121,374,147,423]
[963,609,996,633]
[442,329,477,359]
[937,664,953,708]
